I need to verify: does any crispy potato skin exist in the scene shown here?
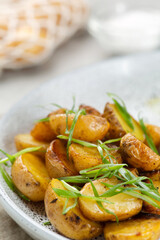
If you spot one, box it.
[44,179,103,240]
[15,133,49,158]
[12,153,50,201]
[79,104,101,116]
[104,214,160,240]
[31,108,66,142]
[103,103,126,139]
[103,103,145,142]
[69,143,122,172]
[79,178,142,222]
[45,139,77,178]
[49,114,109,142]
[120,133,160,171]
[146,124,160,147]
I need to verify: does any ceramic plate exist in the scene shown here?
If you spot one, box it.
[0,51,160,240]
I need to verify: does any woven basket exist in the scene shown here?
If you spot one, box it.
[0,0,88,69]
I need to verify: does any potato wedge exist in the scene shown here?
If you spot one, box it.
[31,108,66,142]
[79,178,142,222]
[44,179,103,240]
[45,139,78,178]
[69,143,122,172]
[104,214,160,240]
[79,104,101,116]
[120,133,160,171]
[146,124,160,147]
[49,113,109,142]
[103,103,145,141]
[15,133,49,158]
[12,153,50,201]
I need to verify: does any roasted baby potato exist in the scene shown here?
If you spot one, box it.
[44,179,103,240]
[79,104,101,116]
[104,214,160,240]
[69,143,122,172]
[15,133,49,158]
[45,139,77,178]
[120,133,160,171]
[12,153,50,201]
[49,113,109,142]
[103,103,145,141]
[146,124,160,147]
[31,121,56,142]
[31,108,66,142]
[79,178,142,222]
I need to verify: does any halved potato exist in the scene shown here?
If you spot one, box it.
[120,133,160,171]
[45,139,78,178]
[49,113,109,142]
[79,104,101,116]
[79,177,142,222]
[104,214,160,240]
[31,108,66,142]
[69,143,122,172]
[15,133,49,158]
[12,153,50,201]
[44,179,103,240]
[146,124,160,147]
[103,103,145,141]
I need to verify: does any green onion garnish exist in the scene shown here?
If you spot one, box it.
[107,93,134,130]
[0,146,42,165]
[35,117,50,123]
[0,165,30,201]
[43,221,51,226]
[139,117,159,155]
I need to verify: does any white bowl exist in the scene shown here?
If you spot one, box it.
[0,51,160,240]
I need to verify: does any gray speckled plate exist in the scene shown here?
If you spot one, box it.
[0,51,160,240]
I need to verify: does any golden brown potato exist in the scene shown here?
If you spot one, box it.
[31,121,56,142]
[31,108,66,142]
[45,139,78,178]
[103,103,145,141]
[49,113,109,142]
[15,133,49,158]
[79,104,101,116]
[120,133,160,171]
[104,214,160,240]
[69,143,122,172]
[141,171,160,215]
[146,124,160,147]
[44,179,103,240]
[79,178,142,222]
[12,153,50,201]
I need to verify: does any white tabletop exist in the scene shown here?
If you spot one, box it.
[0,31,108,240]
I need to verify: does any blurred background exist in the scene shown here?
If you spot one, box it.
[1,0,160,238]
[1,0,160,117]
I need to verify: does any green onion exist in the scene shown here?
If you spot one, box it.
[43,221,51,226]
[0,165,29,201]
[35,117,50,123]
[139,117,159,155]
[107,92,134,130]
[0,146,42,165]
[66,109,86,159]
